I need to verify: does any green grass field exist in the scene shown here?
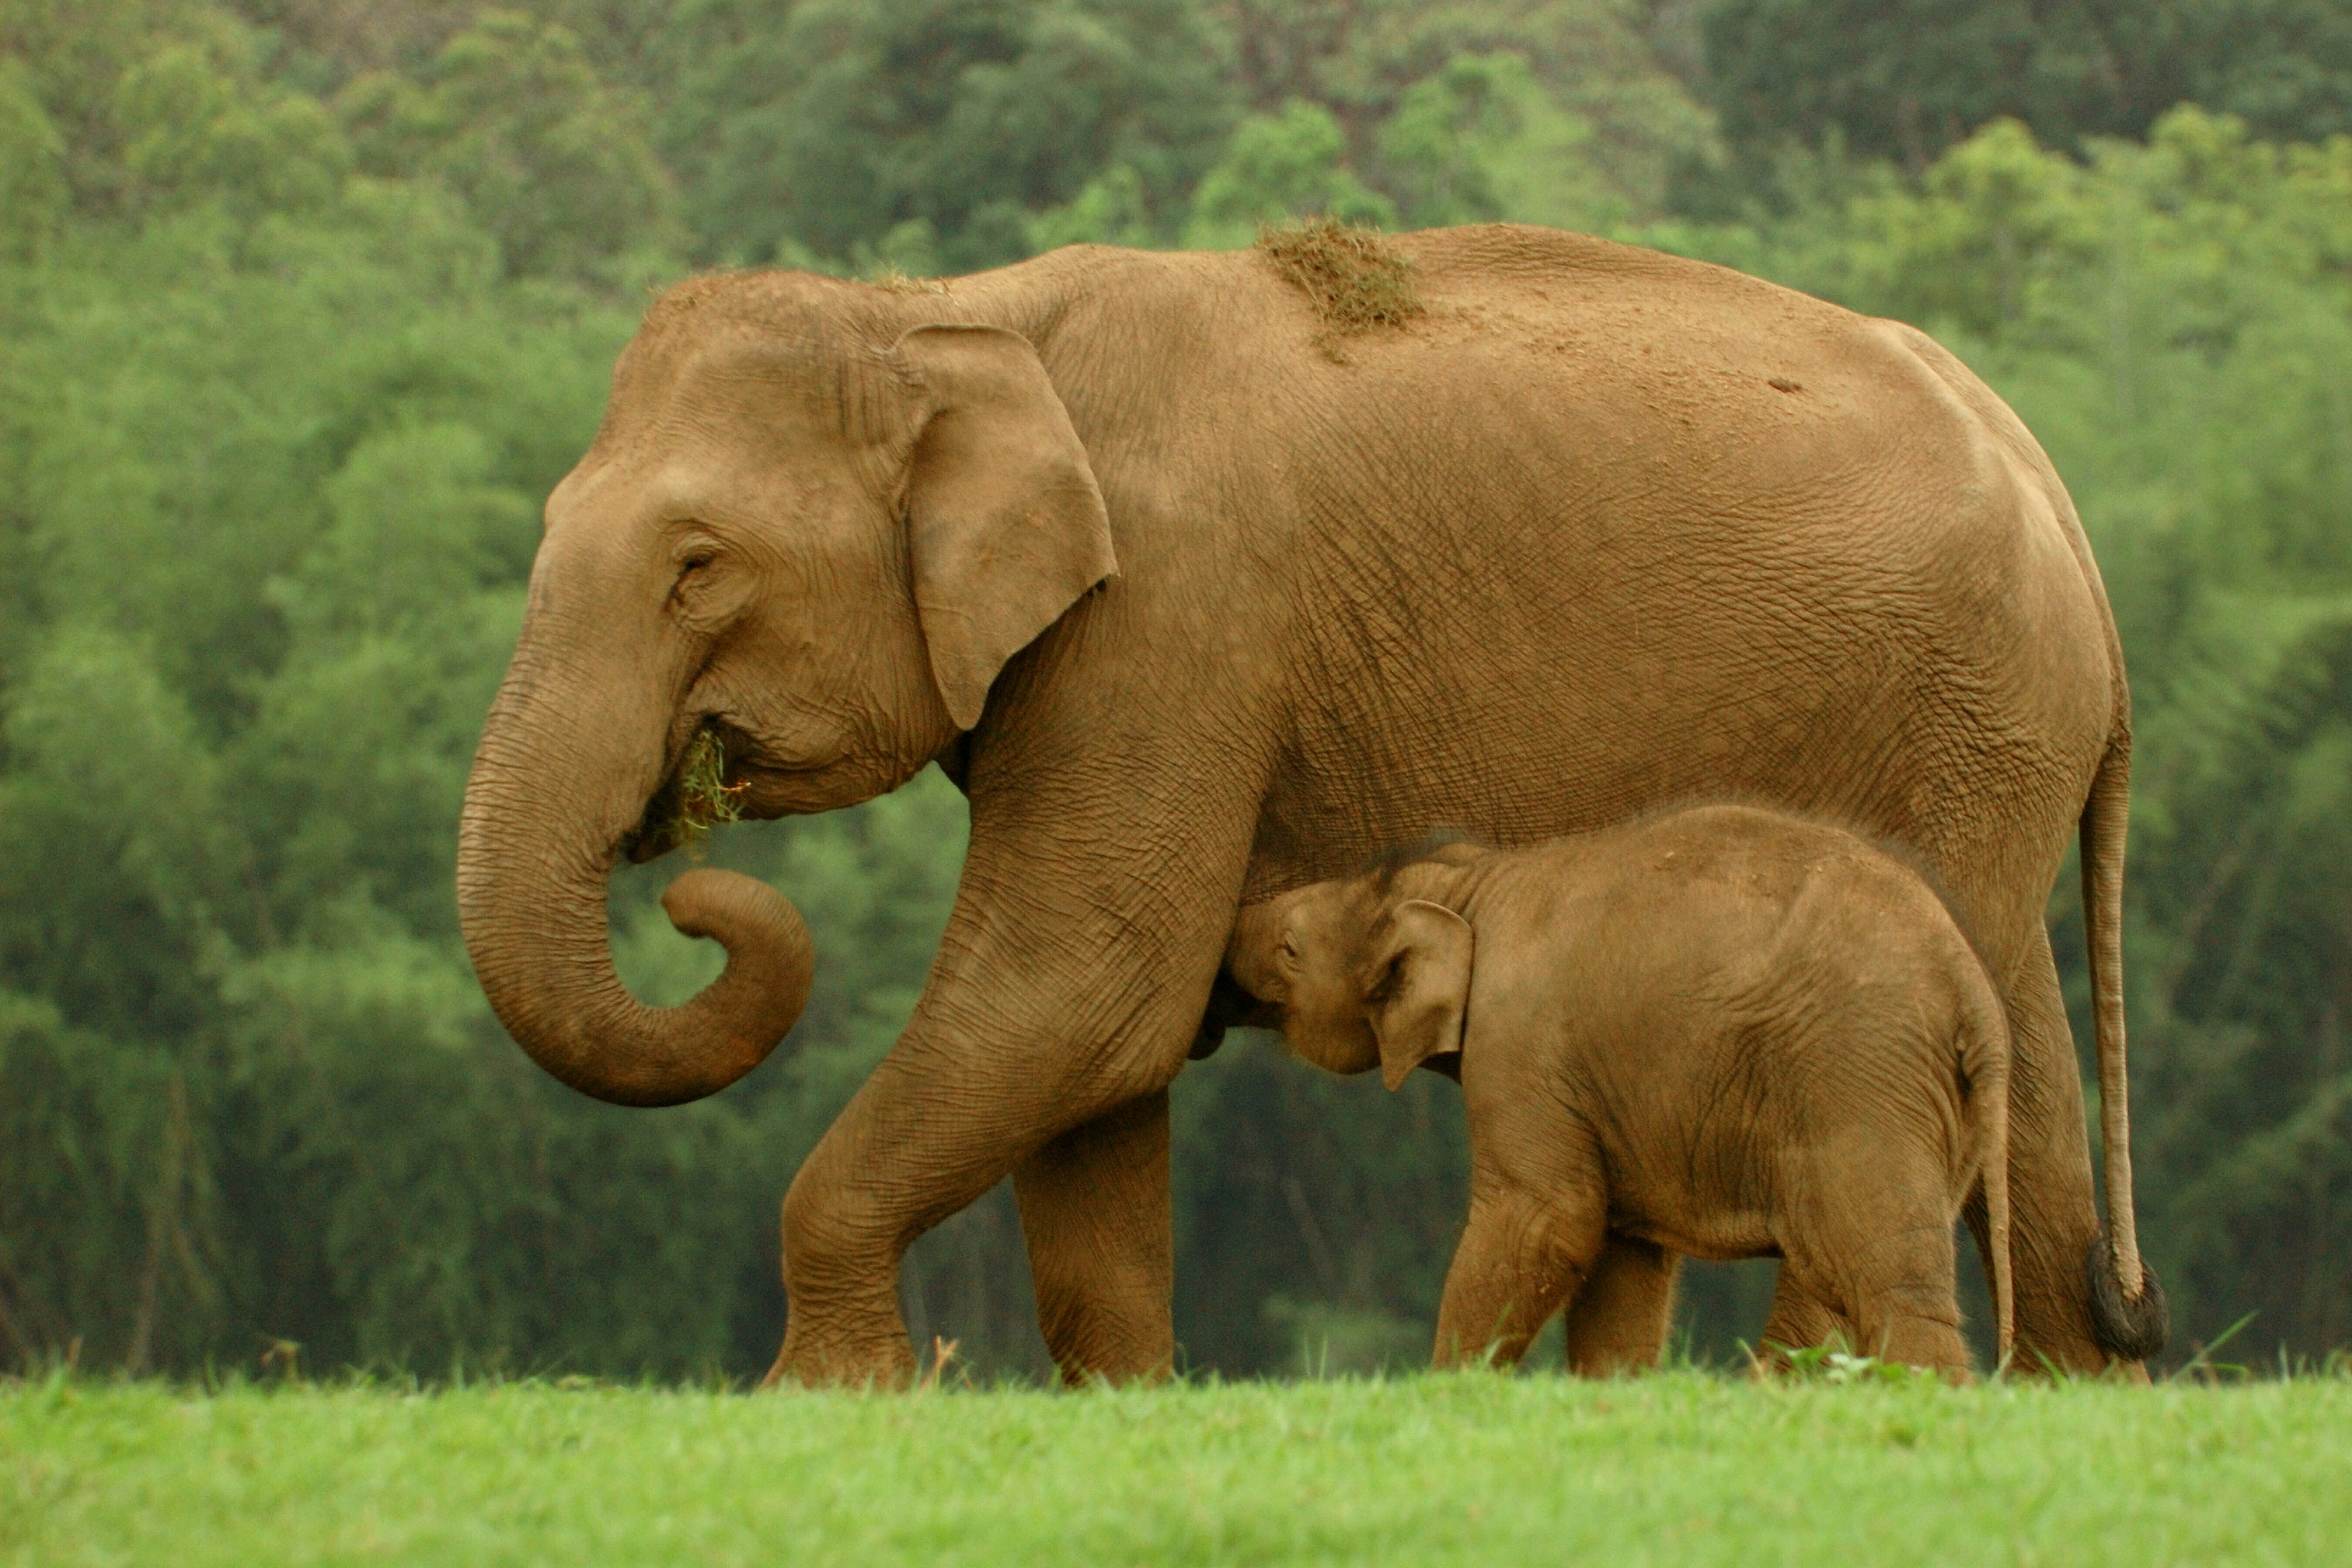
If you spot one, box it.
[6,1372,2349,1566]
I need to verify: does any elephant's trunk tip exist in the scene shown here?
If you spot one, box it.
[465,860,815,1110]
[654,865,817,1086]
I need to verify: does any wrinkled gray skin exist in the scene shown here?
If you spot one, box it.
[455,226,2160,1387]
[1229,811,2017,1376]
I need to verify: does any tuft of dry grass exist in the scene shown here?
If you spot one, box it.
[1257,217,1423,346]
[865,264,950,295]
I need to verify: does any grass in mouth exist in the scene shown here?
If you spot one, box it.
[648,726,747,853]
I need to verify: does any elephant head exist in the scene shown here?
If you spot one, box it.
[458,275,1118,1106]
[1229,877,1474,1090]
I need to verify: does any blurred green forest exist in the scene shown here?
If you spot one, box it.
[2,0,2349,1380]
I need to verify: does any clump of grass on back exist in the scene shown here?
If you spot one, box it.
[865,264,950,295]
[1258,217,1423,352]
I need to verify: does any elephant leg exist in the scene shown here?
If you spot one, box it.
[1775,1247,1969,1375]
[1757,1275,1851,1368]
[1436,1189,1603,1370]
[769,1021,1193,1387]
[1013,1090,1174,1386]
[768,1145,925,1388]
[1561,1235,1679,1375]
[1774,1112,1974,1375]
[1846,1251,1972,1377]
[1991,924,2115,1373]
[1787,1164,1973,1376]
[765,795,1251,1389]
[1434,1122,1606,1372]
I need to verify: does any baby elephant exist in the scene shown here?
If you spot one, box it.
[1228,804,2014,1375]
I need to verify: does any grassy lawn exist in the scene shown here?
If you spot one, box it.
[5,1372,2348,1566]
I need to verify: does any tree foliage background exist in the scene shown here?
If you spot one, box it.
[2,0,2349,1379]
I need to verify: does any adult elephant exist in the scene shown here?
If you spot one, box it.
[456,223,2165,1384]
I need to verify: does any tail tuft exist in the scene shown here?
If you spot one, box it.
[2085,1231,2169,1361]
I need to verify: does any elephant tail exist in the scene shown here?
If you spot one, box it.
[1956,964,2014,1369]
[2080,736,2170,1361]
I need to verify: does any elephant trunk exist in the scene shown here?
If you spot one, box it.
[456,659,813,1108]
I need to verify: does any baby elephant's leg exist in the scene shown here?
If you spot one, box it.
[1436,1193,1604,1369]
[1786,1138,1972,1375]
[1757,1274,1854,1366]
[1842,1226,1971,1375]
[1563,1236,1680,1375]
[1435,1126,1607,1370]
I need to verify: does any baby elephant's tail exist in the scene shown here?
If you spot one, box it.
[1957,969,2015,1369]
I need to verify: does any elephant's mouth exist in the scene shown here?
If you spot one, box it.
[623,720,754,864]
[1192,966,1282,1059]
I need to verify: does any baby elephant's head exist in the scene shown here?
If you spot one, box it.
[1227,879,1473,1089]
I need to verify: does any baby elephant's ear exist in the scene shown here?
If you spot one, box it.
[1365,900,1473,1092]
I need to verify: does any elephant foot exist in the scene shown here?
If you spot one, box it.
[762,1318,921,1390]
[1032,1307,1173,1388]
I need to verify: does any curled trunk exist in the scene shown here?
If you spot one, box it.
[456,671,813,1108]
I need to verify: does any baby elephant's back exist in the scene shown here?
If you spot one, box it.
[1556,804,1997,1093]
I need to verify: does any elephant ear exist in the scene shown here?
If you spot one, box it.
[1363,900,1473,1092]
[892,323,1118,730]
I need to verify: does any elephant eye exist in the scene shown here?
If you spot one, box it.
[670,550,719,604]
